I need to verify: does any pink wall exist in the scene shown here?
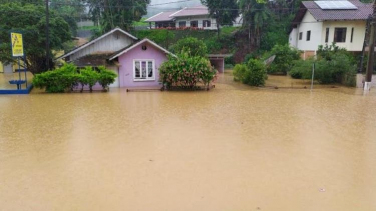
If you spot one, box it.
[118,42,168,87]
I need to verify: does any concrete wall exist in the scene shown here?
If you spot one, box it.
[174,16,217,30]
[291,11,366,53]
[322,20,366,51]
[289,28,298,48]
[118,42,168,88]
[296,12,323,51]
[356,74,376,88]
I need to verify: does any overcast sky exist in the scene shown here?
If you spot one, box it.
[147,0,202,17]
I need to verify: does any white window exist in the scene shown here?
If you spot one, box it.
[133,60,155,81]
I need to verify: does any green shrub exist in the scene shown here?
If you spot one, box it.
[289,59,315,79]
[80,67,100,92]
[244,59,268,86]
[315,53,356,85]
[32,64,117,93]
[268,44,301,74]
[33,63,78,93]
[159,52,217,90]
[97,67,117,91]
[288,52,356,86]
[233,64,247,82]
[233,59,267,87]
[171,37,208,57]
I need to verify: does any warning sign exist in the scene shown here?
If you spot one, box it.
[11,32,24,57]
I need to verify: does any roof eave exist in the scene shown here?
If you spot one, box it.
[56,28,138,60]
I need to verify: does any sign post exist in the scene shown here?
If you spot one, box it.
[10,32,27,89]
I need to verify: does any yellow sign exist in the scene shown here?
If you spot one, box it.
[11,33,24,57]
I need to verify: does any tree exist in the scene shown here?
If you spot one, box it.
[201,0,239,37]
[172,37,208,57]
[50,0,87,36]
[87,0,150,32]
[0,3,71,74]
[239,0,269,49]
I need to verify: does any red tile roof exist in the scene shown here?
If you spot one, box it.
[170,5,209,17]
[144,5,210,23]
[145,11,177,22]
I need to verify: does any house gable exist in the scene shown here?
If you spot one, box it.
[58,28,138,62]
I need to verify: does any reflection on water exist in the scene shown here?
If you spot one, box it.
[1,71,376,211]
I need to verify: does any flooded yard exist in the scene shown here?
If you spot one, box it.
[1,71,376,211]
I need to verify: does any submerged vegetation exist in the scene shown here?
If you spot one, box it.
[233,59,267,86]
[289,43,357,86]
[32,64,117,93]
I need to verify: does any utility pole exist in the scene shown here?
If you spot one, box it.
[45,0,50,70]
[365,0,376,91]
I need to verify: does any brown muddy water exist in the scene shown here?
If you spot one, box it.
[1,71,376,211]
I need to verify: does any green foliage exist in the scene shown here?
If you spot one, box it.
[0,2,71,74]
[317,43,355,64]
[289,59,315,79]
[32,63,78,93]
[233,64,247,82]
[133,29,175,49]
[288,48,356,86]
[32,64,117,93]
[80,67,100,92]
[172,37,208,57]
[86,0,150,32]
[159,53,217,90]
[97,66,118,91]
[233,59,267,86]
[201,0,239,36]
[315,53,356,86]
[50,0,85,36]
[268,44,301,74]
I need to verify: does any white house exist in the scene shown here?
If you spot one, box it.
[289,0,372,59]
[145,5,241,30]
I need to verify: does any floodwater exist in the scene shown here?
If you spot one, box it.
[1,71,376,211]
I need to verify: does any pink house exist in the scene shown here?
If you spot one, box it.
[57,28,176,89]
[109,39,176,88]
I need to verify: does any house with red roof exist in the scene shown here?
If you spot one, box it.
[289,0,372,59]
[145,5,242,30]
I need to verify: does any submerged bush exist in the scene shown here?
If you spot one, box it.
[267,44,301,74]
[288,50,356,86]
[233,59,268,86]
[32,64,117,93]
[289,59,315,79]
[159,52,217,90]
[97,66,118,91]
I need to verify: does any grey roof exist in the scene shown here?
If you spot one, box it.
[144,11,176,22]
[302,0,372,21]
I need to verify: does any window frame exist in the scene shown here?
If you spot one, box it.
[299,32,303,40]
[325,28,329,43]
[306,30,311,41]
[334,27,347,43]
[203,20,211,28]
[350,27,354,43]
[179,21,186,27]
[133,59,155,82]
[190,20,198,28]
